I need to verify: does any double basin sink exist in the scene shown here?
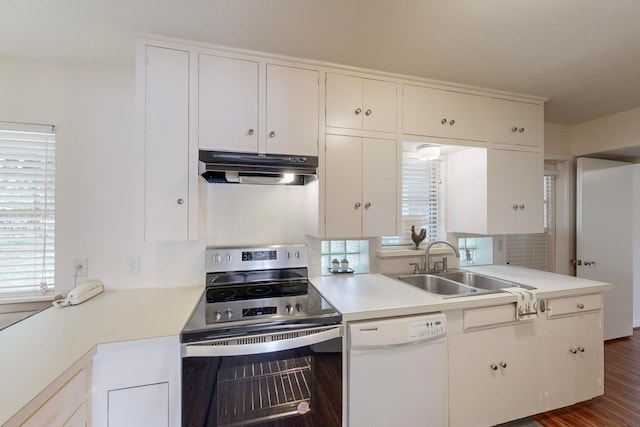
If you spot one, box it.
[394,270,536,298]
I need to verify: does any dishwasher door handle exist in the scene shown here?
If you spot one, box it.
[182,325,342,358]
[350,335,446,351]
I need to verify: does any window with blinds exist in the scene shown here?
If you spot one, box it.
[0,122,55,297]
[382,154,442,246]
[505,168,556,272]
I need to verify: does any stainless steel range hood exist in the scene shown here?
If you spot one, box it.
[198,150,318,185]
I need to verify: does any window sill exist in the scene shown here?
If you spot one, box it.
[0,293,55,306]
[377,246,456,258]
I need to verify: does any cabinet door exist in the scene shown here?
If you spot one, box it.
[326,73,362,130]
[448,330,497,427]
[325,135,362,237]
[266,64,319,156]
[492,323,545,425]
[198,54,258,152]
[489,98,542,147]
[575,312,604,402]
[145,46,190,241]
[545,315,579,409]
[446,91,487,141]
[402,84,448,137]
[487,149,543,234]
[362,138,397,236]
[108,383,169,427]
[362,78,397,133]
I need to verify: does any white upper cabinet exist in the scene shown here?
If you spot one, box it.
[144,45,193,241]
[266,64,319,156]
[198,54,319,155]
[198,54,259,152]
[326,73,397,133]
[488,98,543,147]
[324,135,397,238]
[448,147,543,235]
[403,84,487,141]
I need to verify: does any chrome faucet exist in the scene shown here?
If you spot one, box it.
[423,240,461,273]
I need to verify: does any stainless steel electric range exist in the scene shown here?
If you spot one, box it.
[181,245,343,427]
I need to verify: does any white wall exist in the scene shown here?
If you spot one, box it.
[635,166,640,327]
[572,106,640,156]
[0,54,203,296]
[544,122,572,155]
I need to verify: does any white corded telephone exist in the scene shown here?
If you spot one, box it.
[52,280,104,308]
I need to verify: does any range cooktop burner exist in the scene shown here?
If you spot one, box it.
[247,286,272,297]
[206,281,309,303]
[209,288,237,301]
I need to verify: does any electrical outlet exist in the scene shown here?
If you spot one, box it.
[127,255,140,275]
[73,258,88,277]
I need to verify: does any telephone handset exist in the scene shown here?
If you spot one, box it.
[53,280,104,308]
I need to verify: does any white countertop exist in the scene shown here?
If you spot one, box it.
[310,265,612,322]
[0,286,203,426]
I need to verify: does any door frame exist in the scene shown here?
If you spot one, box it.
[544,154,574,276]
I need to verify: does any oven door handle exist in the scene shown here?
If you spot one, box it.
[182,325,343,357]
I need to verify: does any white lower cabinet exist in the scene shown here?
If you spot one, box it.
[545,296,604,410]
[447,294,605,426]
[92,336,181,427]
[448,321,544,427]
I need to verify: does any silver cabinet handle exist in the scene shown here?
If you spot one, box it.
[441,118,447,125]
[513,204,519,210]
[490,364,498,371]
[519,128,525,133]
[500,362,507,368]
[570,348,578,354]
[269,131,276,138]
[519,204,525,210]
[449,119,455,126]
[355,108,362,115]
[577,303,585,309]
[578,347,585,353]
[177,198,184,205]
[365,109,372,116]
[354,202,361,209]
[364,202,371,209]
[512,127,518,132]
[248,128,254,135]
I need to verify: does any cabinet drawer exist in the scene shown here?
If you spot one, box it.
[463,304,517,330]
[546,294,602,318]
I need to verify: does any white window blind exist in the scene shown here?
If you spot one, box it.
[0,122,55,297]
[382,154,441,246]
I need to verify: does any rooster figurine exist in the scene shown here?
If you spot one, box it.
[411,225,427,249]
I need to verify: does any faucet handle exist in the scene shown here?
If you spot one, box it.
[409,262,420,274]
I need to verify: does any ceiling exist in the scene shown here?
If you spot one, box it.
[2,0,640,125]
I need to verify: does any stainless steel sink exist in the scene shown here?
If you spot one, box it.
[397,274,493,298]
[439,270,536,291]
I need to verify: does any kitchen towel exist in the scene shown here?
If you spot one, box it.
[502,288,538,320]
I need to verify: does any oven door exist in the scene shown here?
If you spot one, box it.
[182,325,342,427]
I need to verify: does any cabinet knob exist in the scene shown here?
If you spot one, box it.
[500,362,507,369]
[490,364,498,371]
[512,127,518,132]
[364,202,371,209]
[441,118,447,125]
[269,131,276,138]
[355,108,362,115]
[354,202,361,209]
[248,128,255,135]
[577,303,585,309]
[513,204,519,210]
[578,346,585,353]
[365,109,372,116]
[570,348,578,354]
[449,119,455,126]
[519,204,525,210]
[177,198,184,205]
[519,128,525,133]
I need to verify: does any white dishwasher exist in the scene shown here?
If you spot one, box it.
[348,312,447,427]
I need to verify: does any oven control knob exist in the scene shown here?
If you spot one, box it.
[215,310,222,321]
[295,303,303,312]
[225,309,233,320]
[286,304,294,315]
[214,254,222,263]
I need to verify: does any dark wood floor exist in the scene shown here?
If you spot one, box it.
[533,329,640,427]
